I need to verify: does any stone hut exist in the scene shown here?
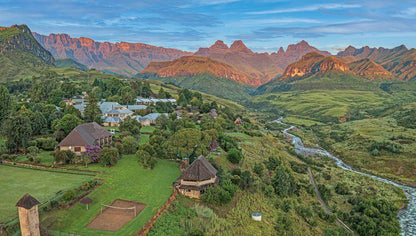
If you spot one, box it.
[15,194,40,236]
[176,155,218,199]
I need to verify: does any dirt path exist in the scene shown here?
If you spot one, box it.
[308,168,355,235]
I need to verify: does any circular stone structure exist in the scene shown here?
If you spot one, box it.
[251,212,262,221]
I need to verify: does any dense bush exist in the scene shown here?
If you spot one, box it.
[344,197,400,235]
[35,137,57,151]
[226,148,243,164]
[119,116,141,135]
[201,185,232,205]
[136,149,157,169]
[335,182,350,195]
[122,136,137,154]
[53,150,76,164]
[100,147,119,166]
[272,165,298,197]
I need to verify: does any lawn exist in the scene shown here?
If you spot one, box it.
[140,126,155,133]
[0,165,92,222]
[40,155,181,235]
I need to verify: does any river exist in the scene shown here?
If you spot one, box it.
[274,118,415,235]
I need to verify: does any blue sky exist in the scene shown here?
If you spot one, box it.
[1,0,416,53]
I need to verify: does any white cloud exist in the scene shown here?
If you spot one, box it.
[247,3,361,15]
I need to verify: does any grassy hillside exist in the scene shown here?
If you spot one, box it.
[55,58,88,71]
[138,73,253,102]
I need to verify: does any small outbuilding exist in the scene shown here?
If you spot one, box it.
[175,155,218,199]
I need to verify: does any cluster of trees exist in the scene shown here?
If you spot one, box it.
[340,196,401,235]
[53,146,119,167]
[93,78,154,105]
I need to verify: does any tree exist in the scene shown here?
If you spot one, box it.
[0,85,13,123]
[166,128,212,159]
[119,86,135,107]
[100,147,119,166]
[3,109,32,153]
[158,87,167,99]
[226,148,243,164]
[119,116,141,135]
[272,165,298,197]
[53,114,82,139]
[136,149,157,169]
[30,111,47,135]
[122,136,137,154]
[84,91,102,123]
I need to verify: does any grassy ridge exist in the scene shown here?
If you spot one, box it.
[139,73,253,102]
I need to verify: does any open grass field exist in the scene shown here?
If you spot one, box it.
[0,165,92,222]
[40,155,180,235]
[317,117,416,187]
[251,89,389,123]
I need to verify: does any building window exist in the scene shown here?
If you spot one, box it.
[74,147,81,152]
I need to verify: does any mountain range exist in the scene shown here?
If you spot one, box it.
[33,32,192,76]
[1,24,415,86]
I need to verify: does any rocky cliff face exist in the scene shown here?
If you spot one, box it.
[195,40,331,85]
[283,52,349,78]
[337,45,416,81]
[141,56,252,84]
[271,40,331,70]
[33,32,192,76]
[348,58,393,79]
[1,25,54,65]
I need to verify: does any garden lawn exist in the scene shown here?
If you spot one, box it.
[0,165,91,222]
[140,126,155,134]
[40,155,180,235]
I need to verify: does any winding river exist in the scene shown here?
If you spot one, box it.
[274,118,416,235]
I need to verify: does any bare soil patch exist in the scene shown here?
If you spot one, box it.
[86,199,146,231]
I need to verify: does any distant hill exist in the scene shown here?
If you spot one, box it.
[348,58,393,80]
[0,25,55,81]
[194,40,330,86]
[254,52,396,95]
[282,52,350,79]
[33,32,192,76]
[141,56,253,85]
[337,45,416,81]
[55,58,88,71]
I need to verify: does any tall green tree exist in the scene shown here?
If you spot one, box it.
[84,91,102,123]
[119,86,135,107]
[0,85,13,123]
[52,114,82,141]
[3,109,33,153]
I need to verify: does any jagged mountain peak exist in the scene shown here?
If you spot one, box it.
[229,40,252,53]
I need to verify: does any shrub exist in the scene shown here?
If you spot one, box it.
[61,190,77,203]
[122,136,137,154]
[36,137,58,151]
[253,163,264,176]
[136,149,157,169]
[226,148,243,164]
[201,185,231,205]
[53,150,76,164]
[335,182,350,195]
[100,147,119,166]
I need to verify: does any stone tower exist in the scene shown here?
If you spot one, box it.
[15,194,40,236]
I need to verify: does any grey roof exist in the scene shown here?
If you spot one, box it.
[123,105,147,110]
[58,122,112,147]
[179,155,217,182]
[16,194,40,209]
[106,109,133,114]
[143,113,168,120]
[167,99,177,103]
[74,104,85,110]
[99,102,122,114]
[103,116,121,123]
